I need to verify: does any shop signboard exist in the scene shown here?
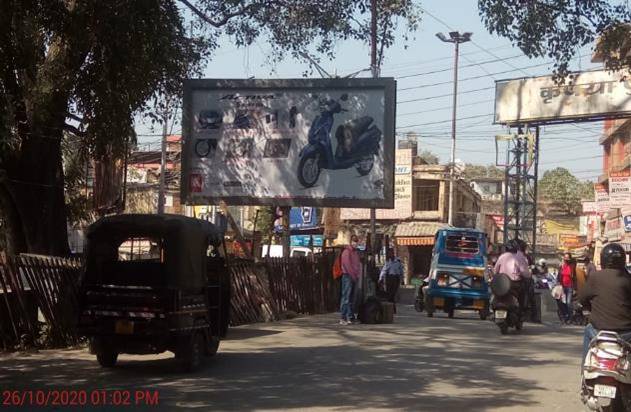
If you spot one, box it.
[582,201,598,214]
[495,69,631,125]
[605,216,624,241]
[595,183,610,214]
[609,170,631,208]
[181,78,396,208]
[290,207,318,230]
[290,235,324,247]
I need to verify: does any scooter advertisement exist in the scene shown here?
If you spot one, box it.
[181,78,396,208]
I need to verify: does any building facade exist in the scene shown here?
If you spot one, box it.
[340,141,482,283]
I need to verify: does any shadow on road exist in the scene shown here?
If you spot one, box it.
[0,305,581,412]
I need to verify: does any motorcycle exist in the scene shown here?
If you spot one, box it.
[490,273,523,335]
[412,275,429,313]
[297,94,382,188]
[582,331,631,411]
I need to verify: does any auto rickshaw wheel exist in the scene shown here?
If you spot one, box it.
[499,324,509,335]
[176,332,204,372]
[96,348,118,368]
[515,320,523,331]
[479,310,489,321]
[206,336,220,357]
[414,299,423,312]
[447,308,454,319]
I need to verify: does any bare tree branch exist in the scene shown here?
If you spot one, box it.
[177,0,255,27]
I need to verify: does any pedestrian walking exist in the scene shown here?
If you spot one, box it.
[584,256,597,279]
[558,252,577,323]
[339,235,361,325]
[379,249,404,313]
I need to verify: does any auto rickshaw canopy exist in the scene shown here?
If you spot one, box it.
[84,214,223,290]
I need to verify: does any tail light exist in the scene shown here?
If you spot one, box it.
[595,356,618,371]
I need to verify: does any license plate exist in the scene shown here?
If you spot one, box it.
[495,310,507,319]
[594,384,617,399]
[115,320,134,334]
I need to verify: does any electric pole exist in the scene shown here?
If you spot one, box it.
[157,108,168,214]
[436,31,472,226]
[369,0,378,256]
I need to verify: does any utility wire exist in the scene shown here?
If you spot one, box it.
[396,54,526,80]
[397,86,495,104]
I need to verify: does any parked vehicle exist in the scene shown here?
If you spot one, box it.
[581,331,631,411]
[424,228,490,319]
[490,272,523,335]
[78,214,230,372]
[297,94,382,188]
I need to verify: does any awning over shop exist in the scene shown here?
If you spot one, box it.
[396,237,435,246]
[394,221,447,247]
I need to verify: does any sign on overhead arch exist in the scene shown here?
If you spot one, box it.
[494,69,631,125]
[181,78,396,208]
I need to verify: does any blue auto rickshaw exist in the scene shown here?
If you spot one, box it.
[424,228,490,319]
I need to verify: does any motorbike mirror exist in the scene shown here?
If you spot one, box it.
[340,93,348,101]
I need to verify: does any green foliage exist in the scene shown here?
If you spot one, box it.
[538,167,593,215]
[0,0,421,253]
[464,164,504,180]
[418,150,439,165]
[478,0,631,79]
[255,206,275,239]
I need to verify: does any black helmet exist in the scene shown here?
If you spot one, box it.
[515,239,528,253]
[600,243,627,270]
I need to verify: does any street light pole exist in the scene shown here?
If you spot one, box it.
[436,31,472,226]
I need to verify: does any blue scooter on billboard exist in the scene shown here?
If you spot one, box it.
[297,94,382,188]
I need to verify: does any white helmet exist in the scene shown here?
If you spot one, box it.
[538,258,547,266]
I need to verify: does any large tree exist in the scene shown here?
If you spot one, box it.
[538,167,594,215]
[0,0,419,255]
[478,0,631,77]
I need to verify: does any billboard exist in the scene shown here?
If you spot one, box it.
[181,78,396,208]
[340,148,413,220]
[609,170,631,208]
[494,70,631,125]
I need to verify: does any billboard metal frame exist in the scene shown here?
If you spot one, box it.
[181,78,396,208]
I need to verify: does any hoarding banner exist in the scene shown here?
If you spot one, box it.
[340,148,413,220]
[609,170,631,208]
[595,183,610,214]
[181,78,396,208]
[494,70,631,125]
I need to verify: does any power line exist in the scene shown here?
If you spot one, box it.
[398,61,555,91]
[398,99,496,116]
[398,113,494,129]
[396,54,526,80]
[397,86,495,104]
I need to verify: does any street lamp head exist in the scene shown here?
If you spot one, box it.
[436,32,451,43]
[462,32,473,42]
[449,31,460,41]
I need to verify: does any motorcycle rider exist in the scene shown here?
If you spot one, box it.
[493,239,532,311]
[579,243,631,359]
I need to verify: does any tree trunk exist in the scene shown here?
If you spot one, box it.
[1,127,70,256]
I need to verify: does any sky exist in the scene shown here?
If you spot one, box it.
[135,0,605,182]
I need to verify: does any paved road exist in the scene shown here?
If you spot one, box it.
[0,306,584,411]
